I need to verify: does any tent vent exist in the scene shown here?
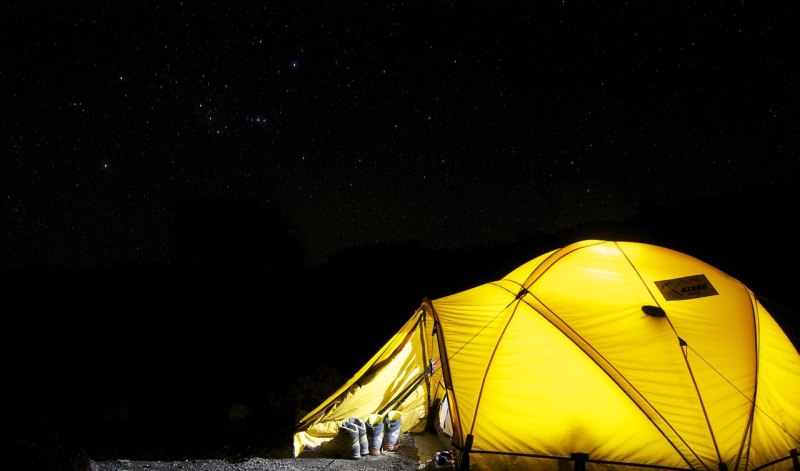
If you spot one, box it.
[642,305,667,317]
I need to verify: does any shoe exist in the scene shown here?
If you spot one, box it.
[419,450,455,470]
[320,420,361,459]
[365,413,384,456]
[347,417,369,457]
[382,410,402,451]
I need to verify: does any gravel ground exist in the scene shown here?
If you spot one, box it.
[94,433,424,471]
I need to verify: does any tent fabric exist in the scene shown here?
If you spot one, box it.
[293,240,800,470]
[292,310,442,453]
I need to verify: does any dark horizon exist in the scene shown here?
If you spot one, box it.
[5,183,799,387]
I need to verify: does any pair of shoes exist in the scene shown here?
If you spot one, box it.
[365,410,403,454]
[320,419,362,459]
[419,450,455,470]
[364,410,404,455]
[321,411,403,459]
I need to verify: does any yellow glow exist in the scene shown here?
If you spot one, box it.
[293,241,800,470]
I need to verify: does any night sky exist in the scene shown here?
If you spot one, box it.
[3,4,800,468]
[4,2,798,269]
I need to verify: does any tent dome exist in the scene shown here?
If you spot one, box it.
[294,240,800,470]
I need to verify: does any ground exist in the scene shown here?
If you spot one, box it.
[93,432,430,471]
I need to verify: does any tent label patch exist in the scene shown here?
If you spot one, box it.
[654,274,718,301]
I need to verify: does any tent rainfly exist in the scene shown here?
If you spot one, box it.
[293,240,800,470]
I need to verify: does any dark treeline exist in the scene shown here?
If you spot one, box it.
[3,185,798,470]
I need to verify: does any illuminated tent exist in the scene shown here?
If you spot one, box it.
[293,240,800,470]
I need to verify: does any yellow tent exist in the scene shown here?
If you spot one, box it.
[293,240,800,470]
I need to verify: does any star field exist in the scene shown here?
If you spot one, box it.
[2,2,799,268]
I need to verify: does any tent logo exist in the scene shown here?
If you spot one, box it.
[654,274,718,301]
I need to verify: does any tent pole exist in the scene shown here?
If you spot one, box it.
[571,452,588,471]
[378,360,435,416]
[460,433,473,471]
